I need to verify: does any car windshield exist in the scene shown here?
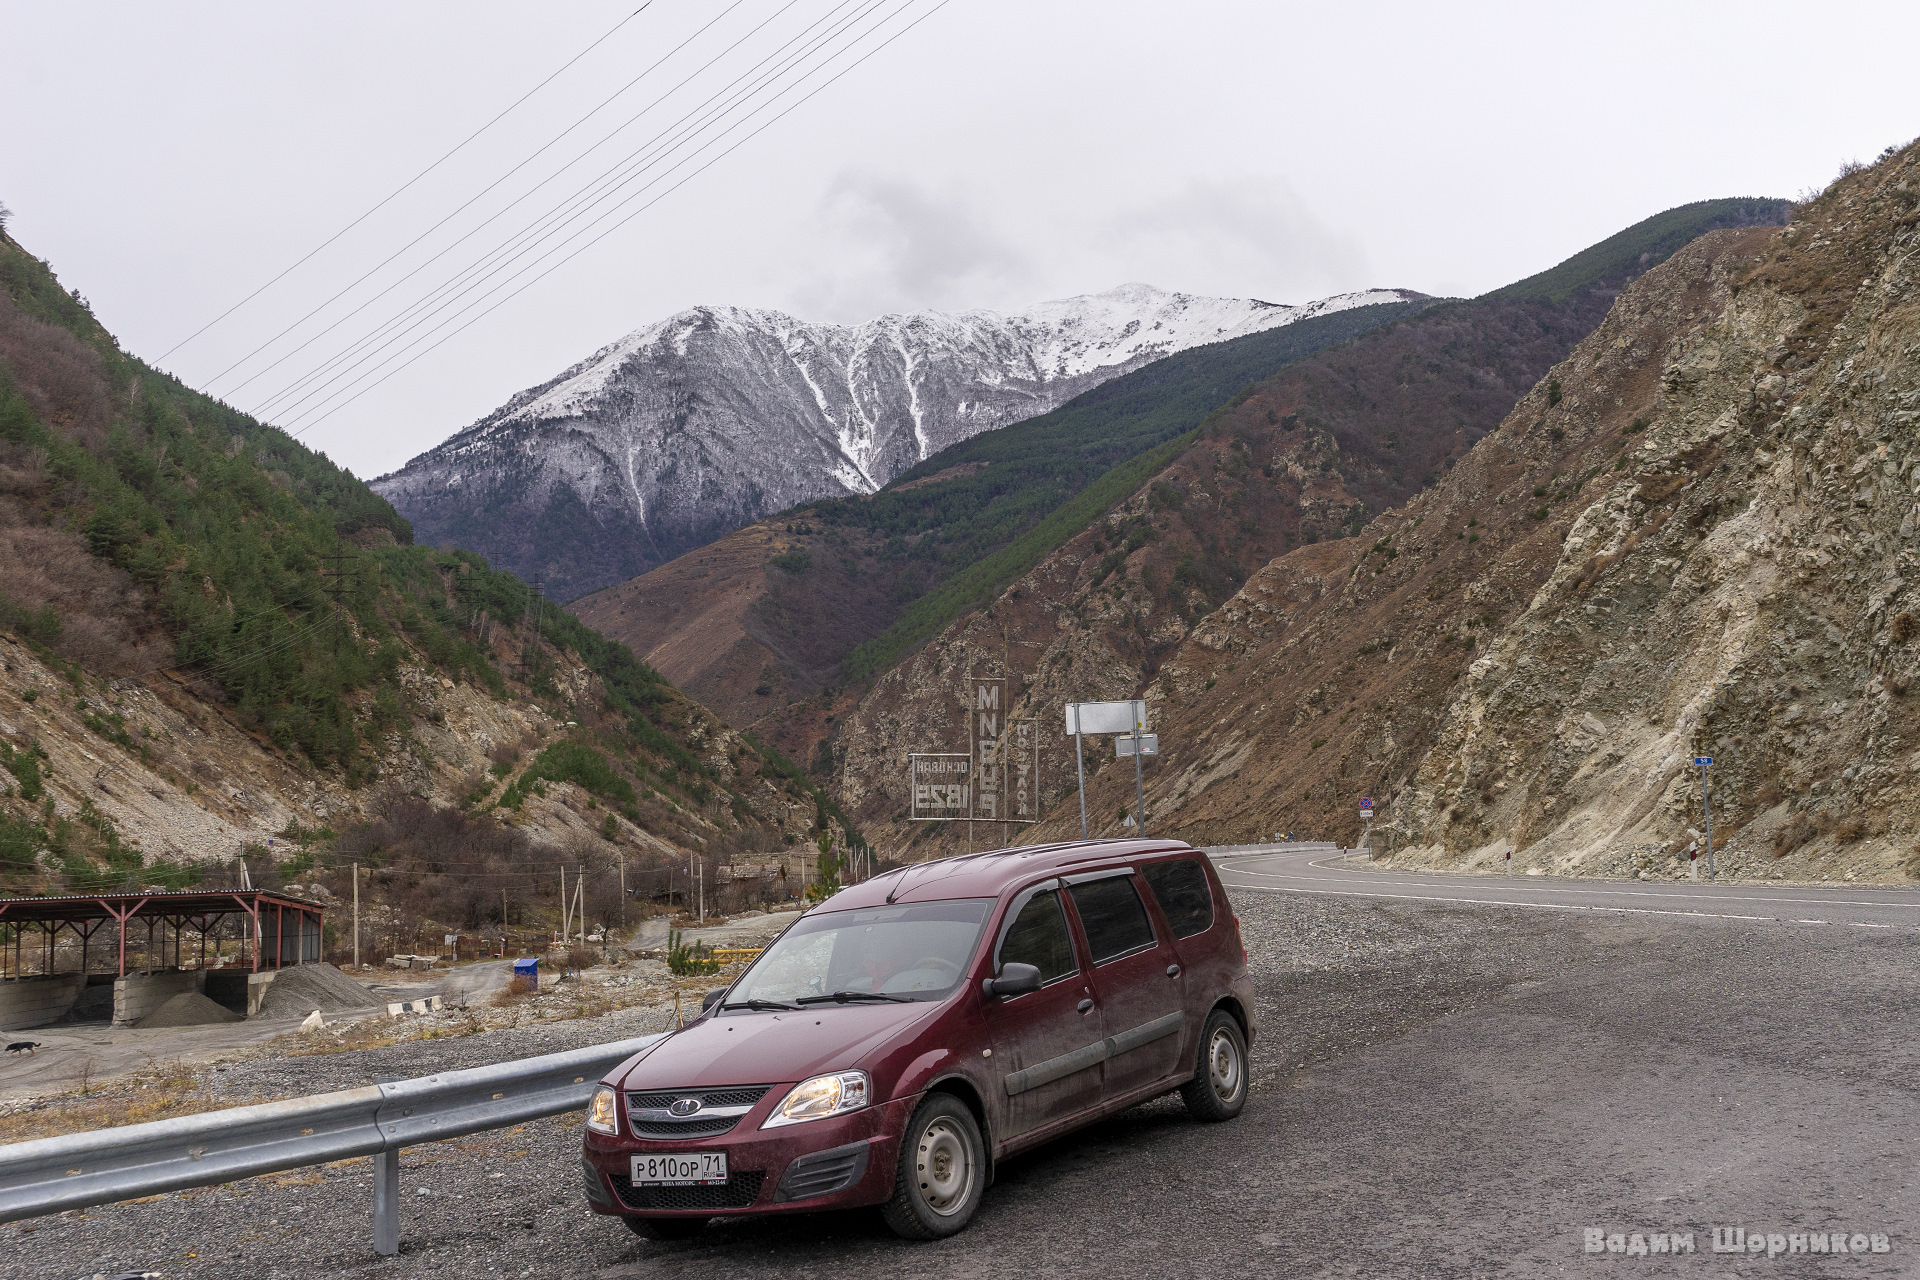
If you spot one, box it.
[730,898,993,1006]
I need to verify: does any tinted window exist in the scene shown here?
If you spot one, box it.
[998,889,1077,983]
[1142,859,1215,938]
[1068,876,1155,963]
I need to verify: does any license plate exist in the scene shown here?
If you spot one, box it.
[630,1152,728,1186]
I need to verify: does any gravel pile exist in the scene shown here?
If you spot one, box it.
[253,963,383,1020]
[134,991,243,1029]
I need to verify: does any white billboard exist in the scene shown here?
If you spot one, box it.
[1065,700,1147,736]
[910,753,971,820]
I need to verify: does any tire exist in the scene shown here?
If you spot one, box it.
[1179,1008,1248,1122]
[624,1215,709,1240]
[880,1093,986,1239]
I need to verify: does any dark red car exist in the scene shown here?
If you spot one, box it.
[580,838,1255,1240]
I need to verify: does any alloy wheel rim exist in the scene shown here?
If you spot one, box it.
[915,1117,975,1216]
[1209,1028,1243,1101]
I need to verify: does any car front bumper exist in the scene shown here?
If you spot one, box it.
[582,1094,910,1218]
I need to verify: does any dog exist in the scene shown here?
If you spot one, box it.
[6,1040,42,1055]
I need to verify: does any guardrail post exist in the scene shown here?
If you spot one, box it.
[372,1146,401,1256]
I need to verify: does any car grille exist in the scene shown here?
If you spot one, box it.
[625,1085,772,1140]
[613,1170,766,1212]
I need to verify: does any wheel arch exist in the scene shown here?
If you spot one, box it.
[1210,994,1252,1045]
[922,1073,994,1182]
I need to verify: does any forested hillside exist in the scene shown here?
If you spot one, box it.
[0,228,857,907]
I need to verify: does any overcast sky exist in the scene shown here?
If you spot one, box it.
[3,0,1915,480]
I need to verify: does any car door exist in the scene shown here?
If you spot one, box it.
[981,880,1106,1141]
[1063,868,1187,1106]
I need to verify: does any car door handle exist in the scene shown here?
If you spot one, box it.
[1166,964,1181,978]
[1077,998,1094,1013]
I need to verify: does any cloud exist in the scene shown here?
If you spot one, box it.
[785,172,1035,322]
[1099,176,1373,302]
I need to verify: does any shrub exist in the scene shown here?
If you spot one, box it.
[667,928,719,976]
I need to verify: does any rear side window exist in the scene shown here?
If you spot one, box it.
[998,889,1077,983]
[1068,876,1155,963]
[1142,859,1215,938]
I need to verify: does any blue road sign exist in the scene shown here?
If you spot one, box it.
[1359,797,1373,810]
[1692,757,1713,767]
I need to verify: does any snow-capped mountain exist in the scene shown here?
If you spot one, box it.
[372,283,1421,599]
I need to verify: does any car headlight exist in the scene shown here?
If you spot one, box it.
[761,1070,870,1128]
[585,1086,619,1135]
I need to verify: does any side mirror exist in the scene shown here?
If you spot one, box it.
[981,962,1042,999]
[701,988,727,1013]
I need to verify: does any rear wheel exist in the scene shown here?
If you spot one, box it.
[881,1093,985,1239]
[624,1215,709,1240]
[1179,1008,1247,1121]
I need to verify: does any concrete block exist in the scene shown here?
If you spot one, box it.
[204,969,275,1017]
[112,969,206,1027]
[0,974,87,1031]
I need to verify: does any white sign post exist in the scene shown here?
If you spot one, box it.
[1065,701,1149,840]
[1115,734,1159,758]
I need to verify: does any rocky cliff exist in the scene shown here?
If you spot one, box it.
[374,284,1416,600]
[822,198,1802,864]
[884,147,1920,885]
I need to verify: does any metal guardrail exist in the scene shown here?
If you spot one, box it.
[0,1032,664,1256]
[1201,841,1341,857]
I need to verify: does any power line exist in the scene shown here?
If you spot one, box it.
[241,0,866,419]
[275,0,950,437]
[248,0,888,424]
[158,4,657,363]
[203,0,756,398]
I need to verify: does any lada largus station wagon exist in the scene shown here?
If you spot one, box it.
[580,839,1255,1240]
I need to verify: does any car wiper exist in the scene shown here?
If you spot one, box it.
[796,990,915,1005]
[718,998,799,1011]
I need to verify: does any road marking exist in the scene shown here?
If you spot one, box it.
[1294,856,1920,910]
[1218,868,1920,930]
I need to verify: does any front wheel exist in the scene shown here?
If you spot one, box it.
[880,1093,985,1239]
[1179,1008,1247,1121]
[624,1214,709,1240]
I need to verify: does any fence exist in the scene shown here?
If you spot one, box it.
[0,1033,664,1256]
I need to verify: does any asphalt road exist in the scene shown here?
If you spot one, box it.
[1216,846,1920,930]
[7,871,1918,1278]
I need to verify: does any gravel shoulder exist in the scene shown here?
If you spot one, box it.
[6,892,1915,1278]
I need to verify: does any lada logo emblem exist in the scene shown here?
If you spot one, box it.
[667,1097,702,1117]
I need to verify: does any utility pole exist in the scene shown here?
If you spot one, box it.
[1131,711,1146,839]
[696,860,704,924]
[1074,716,1088,839]
[352,862,360,970]
[322,548,355,653]
[523,577,546,679]
[618,854,625,932]
[1692,755,1716,880]
[559,864,567,947]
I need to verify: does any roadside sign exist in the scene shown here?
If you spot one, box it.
[910,753,971,820]
[1006,719,1041,822]
[444,934,456,946]
[1693,756,1713,767]
[973,677,1007,821]
[1065,700,1147,736]
[1359,798,1373,810]
[1115,733,1159,758]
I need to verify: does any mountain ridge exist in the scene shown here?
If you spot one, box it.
[373,283,1421,600]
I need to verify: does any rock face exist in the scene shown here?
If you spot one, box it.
[838,144,1920,885]
[373,285,1415,600]
[822,259,1675,859]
